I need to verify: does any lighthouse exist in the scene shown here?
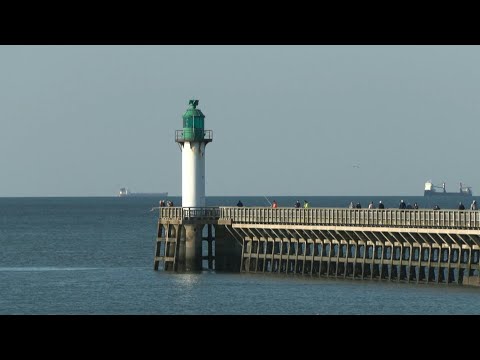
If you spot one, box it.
[153,100,243,272]
[176,99,213,207]
[174,100,213,271]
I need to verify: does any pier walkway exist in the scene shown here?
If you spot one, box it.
[156,207,480,285]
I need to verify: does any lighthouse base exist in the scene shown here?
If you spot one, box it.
[183,224,203,271]
[154,213,242,273]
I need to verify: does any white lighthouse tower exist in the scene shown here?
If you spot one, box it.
[174,100,213,271]
[176,99,213,207]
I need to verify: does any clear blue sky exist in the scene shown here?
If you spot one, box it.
[1,46,479,197]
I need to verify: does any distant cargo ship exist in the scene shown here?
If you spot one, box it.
[424,181,472,197]
[119,188,168,198]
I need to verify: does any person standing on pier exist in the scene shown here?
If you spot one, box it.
[471,200,478,210]
[458,202,465,210]
[237,200,244,207]
[378,201,385,209]
[303,200,310,208]
[294,200,301,208]
[272,200,278,208]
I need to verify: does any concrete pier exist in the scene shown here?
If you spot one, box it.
[154,206,480,286]
[154,207,241,272]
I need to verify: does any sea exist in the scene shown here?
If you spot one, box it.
[1,195,480,315]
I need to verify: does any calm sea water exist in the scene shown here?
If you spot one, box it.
[1,196,479,315]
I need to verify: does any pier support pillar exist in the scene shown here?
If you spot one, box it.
[184,224,203,272]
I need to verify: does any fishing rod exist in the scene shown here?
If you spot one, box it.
[264,196,272,206]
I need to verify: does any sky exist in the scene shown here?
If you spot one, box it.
[0,45,479,197]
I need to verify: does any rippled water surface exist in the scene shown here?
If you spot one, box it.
[1,196,479,314]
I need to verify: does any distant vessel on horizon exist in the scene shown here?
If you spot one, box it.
[119,188,168,198]
[424,180,472,197]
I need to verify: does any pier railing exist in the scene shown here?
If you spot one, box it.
[159,207,480,229]
[160,207,220,220]
[219,207,480,229]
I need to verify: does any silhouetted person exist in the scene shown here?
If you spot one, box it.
[399,200,406,209]
[413,202,419,209]
[458,202,465,210]
[471,200,478,210]
[294,200,301,208]
[237,200,243,207]
[355,202,361,209]
[378,201,385,209]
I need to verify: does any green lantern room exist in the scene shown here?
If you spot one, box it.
[182,99,205,141]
